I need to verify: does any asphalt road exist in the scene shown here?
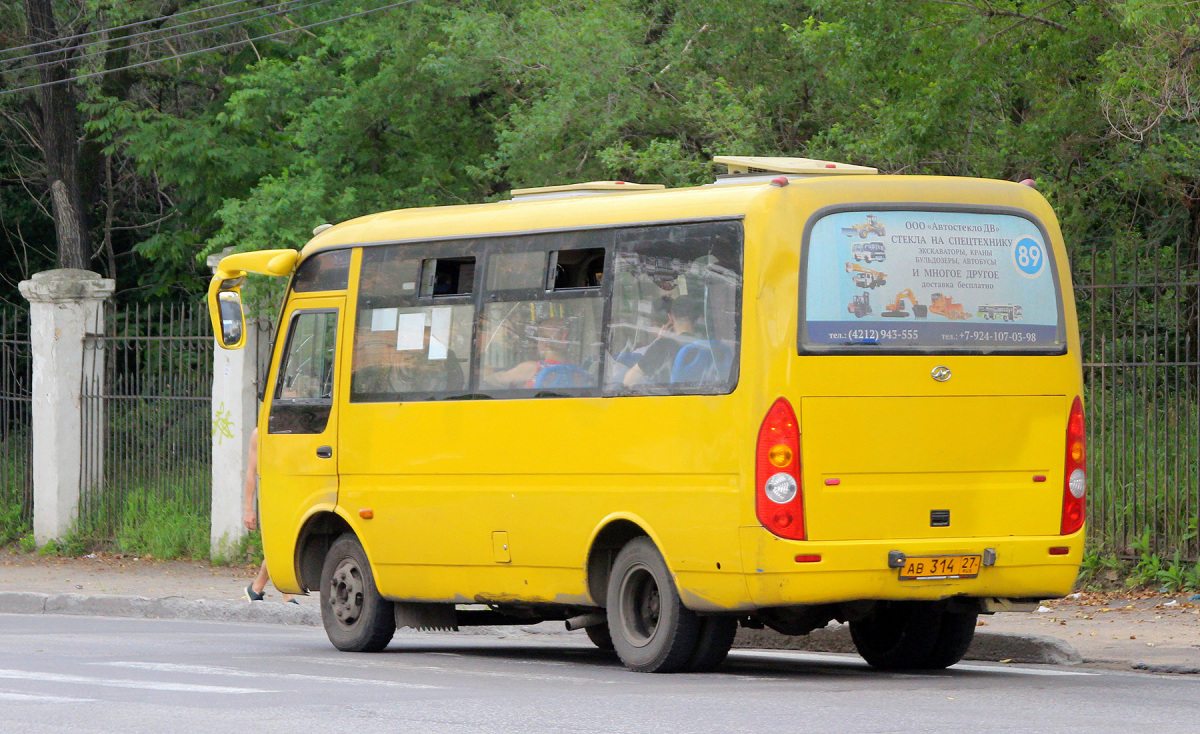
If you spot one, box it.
[1,614,1197,733]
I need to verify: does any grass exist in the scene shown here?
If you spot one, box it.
[0,431,32,546]
[212,529,264,567]
[1077,529,1200,593]
[114,489,209,560]
[1083,380,1200,563]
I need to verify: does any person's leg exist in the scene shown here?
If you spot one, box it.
[246,561,298,603]
[251,561,270,594]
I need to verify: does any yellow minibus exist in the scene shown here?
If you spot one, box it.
[209,156,1085,673]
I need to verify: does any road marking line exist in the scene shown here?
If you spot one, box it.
[98,662,441,689]
[0,690,96,703]
[0,668,274,694]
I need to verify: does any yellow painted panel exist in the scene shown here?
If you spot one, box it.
[800,395,1068,540]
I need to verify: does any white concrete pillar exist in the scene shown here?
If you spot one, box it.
[210,316,262,557]
[18,269,115,544]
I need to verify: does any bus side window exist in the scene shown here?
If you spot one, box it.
[351,247,473,402]
[292,250,350,292]
[269,310,337,434]
[477,239,606,395]
[606,221,743,395]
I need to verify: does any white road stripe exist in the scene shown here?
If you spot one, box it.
[0,668,274,694]
[98,661,441,689]
[0,690,96,703]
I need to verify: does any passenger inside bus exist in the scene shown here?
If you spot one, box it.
[481,317,586,389]
[622,295,703,387]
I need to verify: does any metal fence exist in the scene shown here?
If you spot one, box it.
[78,302,215,540]
[0,307,32,539]
[1076,239,1200,561]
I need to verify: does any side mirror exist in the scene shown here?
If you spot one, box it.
[205,248,299,350]
[208,275,247,349]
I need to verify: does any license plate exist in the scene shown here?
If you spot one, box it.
[898,555,981,580]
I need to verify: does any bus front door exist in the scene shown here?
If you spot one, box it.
[259,299,343,593]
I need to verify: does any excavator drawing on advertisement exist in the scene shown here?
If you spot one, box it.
[929,292,972,320]
[845,262,888,289]
[881,288,928,318]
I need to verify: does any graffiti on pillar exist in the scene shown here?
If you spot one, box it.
[212,402,235,444]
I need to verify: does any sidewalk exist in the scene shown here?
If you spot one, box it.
[2,550,1198,674]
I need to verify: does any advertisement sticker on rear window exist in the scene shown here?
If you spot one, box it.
[801,210,1064,351]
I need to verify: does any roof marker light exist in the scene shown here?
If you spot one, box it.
[770,176,789,187]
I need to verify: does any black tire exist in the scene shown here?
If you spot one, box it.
[320,533,396,652]
[585,622,615,651]
[849,601,942,670]
[686,616,738,672]
[923,611,978,669]
[606,537,699,673]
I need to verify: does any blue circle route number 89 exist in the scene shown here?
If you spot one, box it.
[1014,236,1044,276]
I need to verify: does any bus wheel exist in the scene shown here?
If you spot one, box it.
[606,537,699,673]
[584,622,615,651]
[922,610,978,669]
[849,601,942,670]
[686,617,738,672]
[320,533,396,652]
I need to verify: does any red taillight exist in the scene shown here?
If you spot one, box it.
[1060,396,1086,535]
[756,397,805,540]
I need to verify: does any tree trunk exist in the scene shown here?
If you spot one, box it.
[23,0,90,270]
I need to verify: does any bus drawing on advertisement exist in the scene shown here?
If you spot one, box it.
[207,156,1085,673]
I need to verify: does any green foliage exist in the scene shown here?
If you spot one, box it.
[0,430,31,545]
[1077,548,1126,589]
[0,500,27,547]
[212,530,264,568]
[36,530,92,558]
[115,490,209,560]
[17,534,36,554]
[1128,529,1163,587]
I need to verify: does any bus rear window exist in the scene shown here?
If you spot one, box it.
[800,209,1065,353]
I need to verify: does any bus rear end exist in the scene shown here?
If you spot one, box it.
[744,175,1084,669]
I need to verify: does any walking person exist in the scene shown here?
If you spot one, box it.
[242,427,297,603]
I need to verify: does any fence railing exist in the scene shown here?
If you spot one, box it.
[78,302,215,540]
[0,307,32,540]
[1076,238,1200,562]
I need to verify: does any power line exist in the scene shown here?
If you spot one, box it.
[0,0,259,57]
[3,0,341,74]
[0,0,420,97]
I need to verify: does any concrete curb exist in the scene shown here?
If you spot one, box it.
[0,592,1083,666]
[2,592,319,627]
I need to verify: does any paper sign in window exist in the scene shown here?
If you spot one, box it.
[370,308,398,332]
[428,307,451,360]
[396,312,426,351]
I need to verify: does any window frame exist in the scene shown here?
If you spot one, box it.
[269,307,339,434]
[473,230,614,400]
[351,242,480,404]
[341,215,746,404]
[796,203,1068,356]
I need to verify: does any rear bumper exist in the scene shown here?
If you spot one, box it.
[737,527,1082,608]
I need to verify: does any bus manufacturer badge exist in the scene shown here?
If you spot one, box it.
[931,365,952,382]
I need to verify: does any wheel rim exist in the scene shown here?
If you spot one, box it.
[329,557,365,627]
[618,563,660,648]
